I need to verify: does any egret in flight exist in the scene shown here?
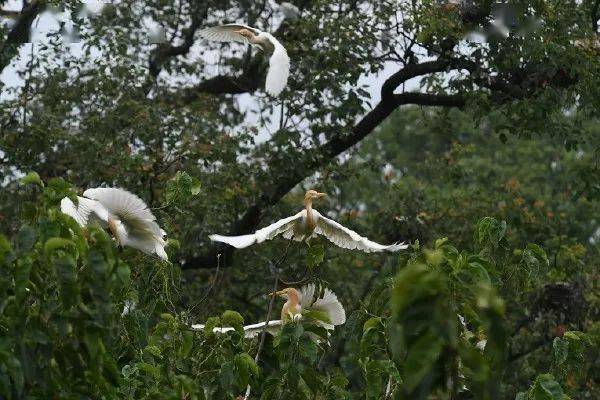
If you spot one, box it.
[210,190,407,252]
[198,24,290,96]
[192,284,345,338]
[60,187,168,260]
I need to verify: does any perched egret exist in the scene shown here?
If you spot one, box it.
[210,190,407,252]
[198,24,290,96]
[192,284,346,338]
[60,187,168,260]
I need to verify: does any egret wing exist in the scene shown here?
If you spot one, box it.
[198,24,261,44]
[263,33,290,96]
[83,187,164,237]
[83,188,167,260]
[191,320,282,338]
[300,283,316,309]
[241,320,283,338]
[60,196,110,226]
[209,211,304,248]
[310,287,346,327]
[313,210,407,252]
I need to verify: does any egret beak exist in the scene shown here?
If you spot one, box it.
[316,192,327,199]
[268,289,285,297]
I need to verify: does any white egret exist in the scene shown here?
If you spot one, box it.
[60,187,168,260]
[192,284,345,338]
[209,190,407,252]
[198,24,290,96]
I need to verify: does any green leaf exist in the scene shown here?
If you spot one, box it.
[144,345,162,359]
[165,171,201,205]
[520,244,549,278]
[180,330,194,358]
[16,225,37,253]
[474,217,507,253]
[20,172,43,186]
[424,248,445,266]
[306,244,325,268]
[552,337,568,365]
[221,310,244,332]
[204,316,220,336]
[299,335,318,363]
[529,374,566,400]
[54,254,79,309]
[44,237,77,258]
[0,234,12,262]
[138,362,161,379]
[234,352,259,388]
[14,259,32,302]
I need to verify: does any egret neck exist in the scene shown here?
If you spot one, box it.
[304,194,316,231]
[235,29,271,52]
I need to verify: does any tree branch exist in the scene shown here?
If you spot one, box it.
[148,3,208,78]
[0,0,46,73]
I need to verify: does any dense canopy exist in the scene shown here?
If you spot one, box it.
[0,1,598,399]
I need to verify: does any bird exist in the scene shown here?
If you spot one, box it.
[209,190,408,252]
[60,187,168,260]
[279,2,301,20]
[198,24,290,96]
[191,284,346,338]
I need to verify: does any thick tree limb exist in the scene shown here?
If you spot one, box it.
[0,0,46,73]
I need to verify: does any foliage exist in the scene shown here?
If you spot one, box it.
[1,0,599,399]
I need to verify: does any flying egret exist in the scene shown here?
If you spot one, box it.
[192,284,345,338]
[209,190,407,252]
[198,24,290,96]
[60,187,168,260]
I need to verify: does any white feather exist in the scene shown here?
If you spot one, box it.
[310,287,346,326]
[263,33,290,96]
[300,283,316,309]
[198,24,260,44]
[191,320,282,338]
[62,188,168,261]
[314,210,408,252]
[60,196,109,227]
[209,211,304,248]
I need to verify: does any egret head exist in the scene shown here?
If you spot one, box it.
[304,190,327,202]
[269,287,300,300]
[234,28,256,40]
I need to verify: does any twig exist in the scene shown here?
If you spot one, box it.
[243,240,292,399]
[189,254,221,315]
[243,268,279,400]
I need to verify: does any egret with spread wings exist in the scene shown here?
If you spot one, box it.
[60,187,168,260]
[199,24,290,96]
[191,284,345,338]
[209,190,407,252]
